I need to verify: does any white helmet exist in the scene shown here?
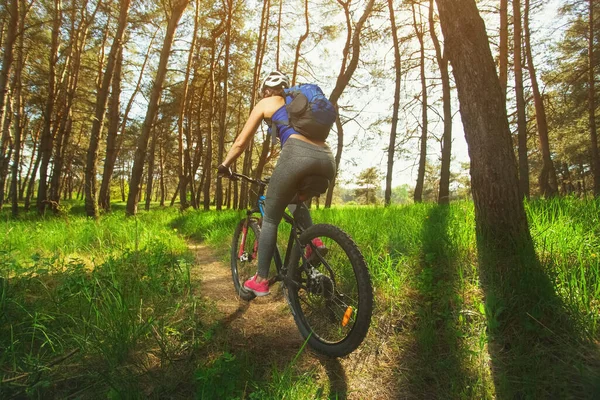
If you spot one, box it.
[261,70,290,90]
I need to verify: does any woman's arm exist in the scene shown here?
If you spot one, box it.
[221,96,283,167]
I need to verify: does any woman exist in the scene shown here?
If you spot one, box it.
[218,70,336,296]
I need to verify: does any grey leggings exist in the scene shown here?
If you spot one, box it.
[256,138,336,278]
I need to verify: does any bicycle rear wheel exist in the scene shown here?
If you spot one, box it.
[286,224,373,357]
[231,218,261,301]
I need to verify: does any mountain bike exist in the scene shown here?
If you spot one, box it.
[228,172,373,357]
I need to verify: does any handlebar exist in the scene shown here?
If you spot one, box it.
[230,172,269,187]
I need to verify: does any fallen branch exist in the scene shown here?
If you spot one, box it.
[2,348,80,384]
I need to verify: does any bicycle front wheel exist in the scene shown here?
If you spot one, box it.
[231,218,261,301]
[286,224,373,357]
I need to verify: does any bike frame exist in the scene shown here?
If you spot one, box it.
[235,173,306,284]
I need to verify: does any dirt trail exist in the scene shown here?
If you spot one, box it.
[188,242,396,399]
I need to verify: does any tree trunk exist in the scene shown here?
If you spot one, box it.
[100,27,158,211]
[276,0,282,69]
[384,0,401,206]
[202,24,224,211]
[513,0,530,199]
[0,98,13,204]
[588,0,600,196]
[292,0,308,86]
[120,160,126,201]
[0,0,20,210]
[430,0,453,205]
[239,0,269,210]
[498,0,508,98]
[98,46,123,211]
[325,0,375,207]
[20,124,40,200]
[127,0,189,215]
[159,138,166,206]
[216,0,233,211]
[37,0,62,214]
[50,0,97,212]
[253,136,274,186]
[85,0,131,218]
[412,2,428,203]
[145,128,158,211]
[24,147,41,211]
[177,0,199,210]
[9,0,23,216]
[524,0,557,197]
[434,0,531,248]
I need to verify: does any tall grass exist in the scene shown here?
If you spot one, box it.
[0,207,198,398]
[2,197,598,398]
[526,197,600,336]
[174,198,600,397]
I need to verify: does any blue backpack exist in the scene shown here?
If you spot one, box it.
[271,84,337,144]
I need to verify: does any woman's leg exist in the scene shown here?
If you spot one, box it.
[252,139,336,283]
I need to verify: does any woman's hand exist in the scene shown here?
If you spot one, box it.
[217,164,232,178]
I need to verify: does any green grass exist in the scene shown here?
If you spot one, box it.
[0,206,198,398]
[172,199,600,397]
[2,197,599,398]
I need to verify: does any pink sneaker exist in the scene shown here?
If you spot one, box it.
[305,238,328,264]
[244,274,270,297]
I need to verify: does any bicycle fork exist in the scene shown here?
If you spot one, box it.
[238,218,258,262]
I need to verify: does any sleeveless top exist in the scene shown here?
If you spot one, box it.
[265,105,298,146]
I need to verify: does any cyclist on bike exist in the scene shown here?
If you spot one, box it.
[217,70,336,297]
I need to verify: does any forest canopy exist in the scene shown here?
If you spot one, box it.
[0,0,597,217]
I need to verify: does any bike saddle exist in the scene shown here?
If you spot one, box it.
[298,175,329,200]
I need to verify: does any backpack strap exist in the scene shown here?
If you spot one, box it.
[268,96,291,145]
[270,117,289,145]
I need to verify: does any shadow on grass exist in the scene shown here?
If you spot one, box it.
[477,236,600,398]
[316,357,348,399]
[0,247,199,399]
[397,205,484,398]
[155,276,350,399]
[179,302,349,399]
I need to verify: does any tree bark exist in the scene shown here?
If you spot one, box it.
[201,23,224,210]
[524,0,557,197]
[9,0,23,216]
[177,0,199,210]
[325,0,375,207]
[20,124,40,200]
[24,145,41,211]
[85,0,131,218]
[384,0,401,206]
[98,45,123,211]
[36,0,62,214]
[412,2,428,203]
[588,0,600,196]
[50,0,98,212]
[145,127,158,211]
[159,137,166,206]
[430,0,453,205]
[0,0,20,210]
[292,0,309,86]
[216,0,233,211]
[127,0,189,215]
[513,0,530,199]
[434,0,531,246]
[100,27,158,211]
[239,0,269,209]
[276,0,282,69]
[498,0,508,98]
